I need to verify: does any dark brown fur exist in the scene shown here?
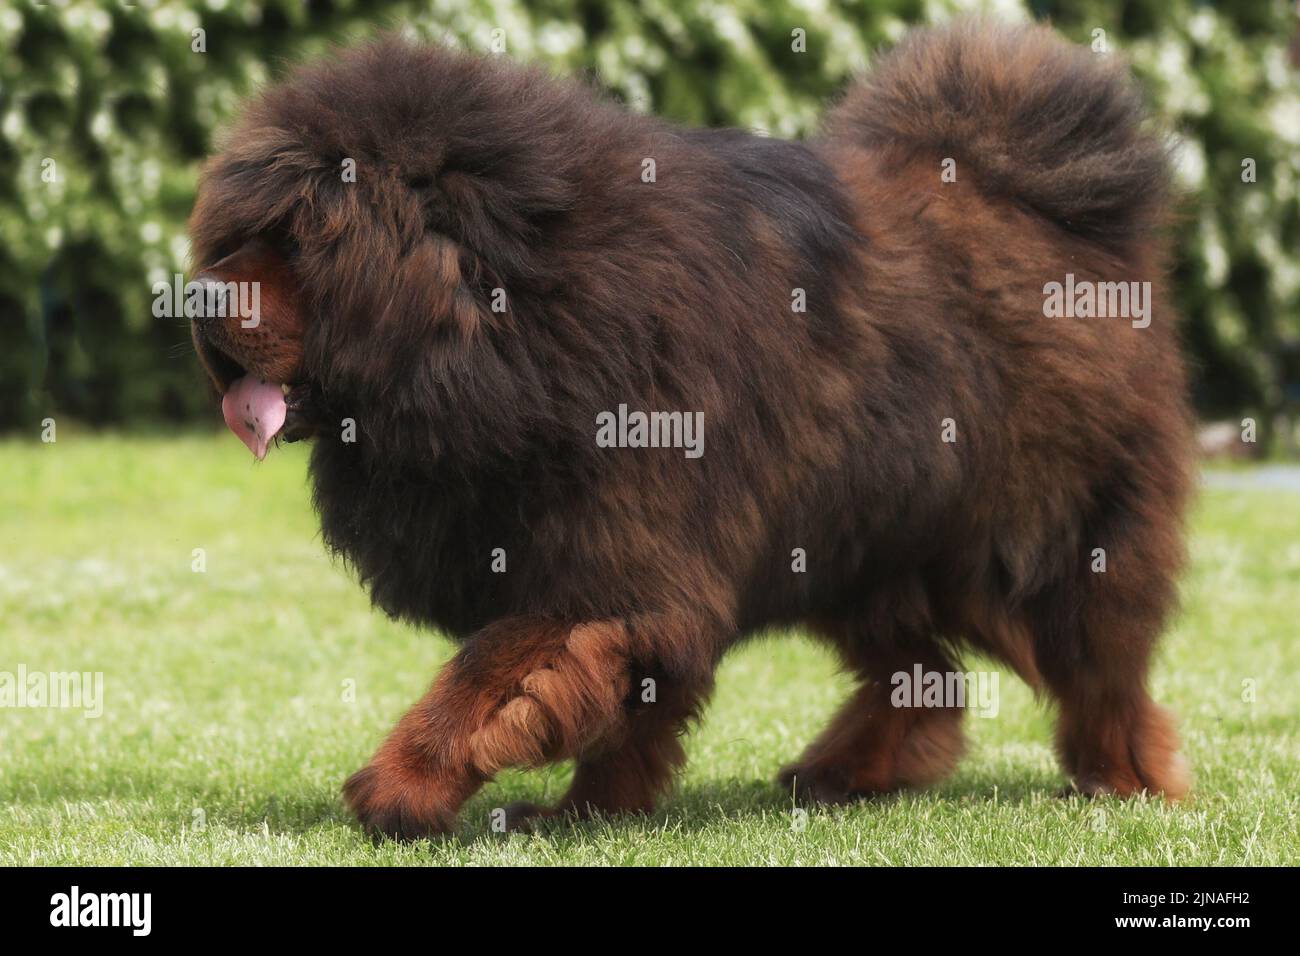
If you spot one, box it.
[189,20,1194,839]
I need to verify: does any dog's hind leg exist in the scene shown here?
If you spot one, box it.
[778,635,967,803]
[343,615,713,840]
[1031,507,1190,800]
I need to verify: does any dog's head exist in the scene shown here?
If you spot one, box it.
[190,237,313,457]
[188,37,588,463]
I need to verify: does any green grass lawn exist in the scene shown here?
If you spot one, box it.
[1,433,1297,865]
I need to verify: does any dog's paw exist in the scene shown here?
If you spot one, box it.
[777,762,873,805]
[343,764,459,842]
[499,800,562,833]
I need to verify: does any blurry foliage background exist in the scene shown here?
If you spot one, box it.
[2,0,1298,438]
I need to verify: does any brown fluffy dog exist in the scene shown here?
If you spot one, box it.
[189,20,1193,839]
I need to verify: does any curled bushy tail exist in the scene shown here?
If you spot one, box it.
[828,20,1172,246]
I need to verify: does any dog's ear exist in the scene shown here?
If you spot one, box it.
[192,239,308,387]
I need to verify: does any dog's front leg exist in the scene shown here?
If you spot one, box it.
[344,616,634,841]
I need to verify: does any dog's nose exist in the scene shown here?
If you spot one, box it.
[191,271,229,324]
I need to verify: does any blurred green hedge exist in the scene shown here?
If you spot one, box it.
[3,0,1298,433]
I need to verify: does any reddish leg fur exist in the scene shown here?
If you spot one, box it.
[1054,687,1187,798]
[1038,584,1190,798]
[504,679,708,828]
[347,520,1189,840]
[344,617,633,839]
[779,642,967,802]
[1033,500,1191,800]
[780,488,1191,807]
[344,616,709,839]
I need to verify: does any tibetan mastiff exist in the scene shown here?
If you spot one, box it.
[189,20,1193,839]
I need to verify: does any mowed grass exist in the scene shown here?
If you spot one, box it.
[1,433,1297,866]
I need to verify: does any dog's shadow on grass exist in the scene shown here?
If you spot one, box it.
[416,773,1065,848]
[223,772,1068,849]
[6,768,1064,850]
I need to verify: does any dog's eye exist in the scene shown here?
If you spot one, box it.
[406,176,434,191]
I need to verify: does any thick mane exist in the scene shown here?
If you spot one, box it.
[190,35,865,483]
[189,39,628,468]
[191,37,600,277]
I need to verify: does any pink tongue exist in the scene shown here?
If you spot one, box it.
[221,376,287,460]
